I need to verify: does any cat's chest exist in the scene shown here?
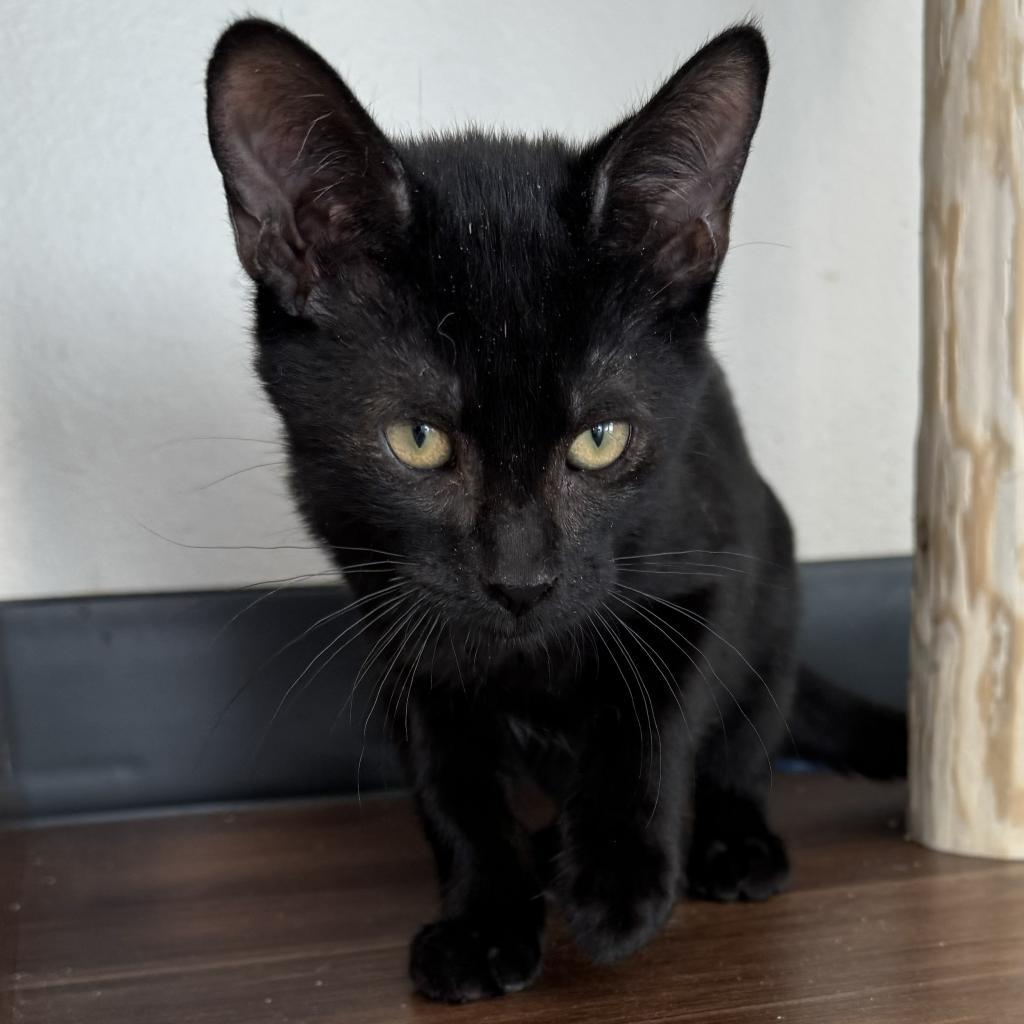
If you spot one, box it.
[503,705,578,800]
[479,658,579,749]
[505,710,575,758]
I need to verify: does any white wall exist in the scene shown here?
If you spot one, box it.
[0,0,922,601]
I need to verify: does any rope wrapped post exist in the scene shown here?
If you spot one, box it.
[910,0,1024,858]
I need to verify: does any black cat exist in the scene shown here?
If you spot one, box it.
[206,19,905,1003]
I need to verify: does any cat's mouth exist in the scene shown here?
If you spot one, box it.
[476,610,564,651]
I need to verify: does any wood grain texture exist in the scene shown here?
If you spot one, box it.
[911,0,1024,858]
[4,776,1024,1023]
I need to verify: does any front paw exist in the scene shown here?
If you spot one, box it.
[409,914,543,1003]
[688,823,790,902]
[561,842,676,963]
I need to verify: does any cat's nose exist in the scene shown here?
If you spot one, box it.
[484,575,556,616]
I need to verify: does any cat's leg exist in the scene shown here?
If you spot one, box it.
[403,689,544,1003]
[687,663,794,903]
[555,700,691,963]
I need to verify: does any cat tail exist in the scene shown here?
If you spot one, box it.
[789,665,907,779]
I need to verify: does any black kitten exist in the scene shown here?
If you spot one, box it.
[206,20,904,1003]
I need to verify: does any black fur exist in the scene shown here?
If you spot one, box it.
[206,19,904,1003]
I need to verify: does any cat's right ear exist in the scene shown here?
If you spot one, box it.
[206,19,409,316]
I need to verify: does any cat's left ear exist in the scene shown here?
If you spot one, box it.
[206,19,410,316]
[585,25,769,303]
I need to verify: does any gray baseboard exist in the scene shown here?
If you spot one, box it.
[0,557,910,819]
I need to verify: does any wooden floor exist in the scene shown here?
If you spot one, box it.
[3,776,1023,1024]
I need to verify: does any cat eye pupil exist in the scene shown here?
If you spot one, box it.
[567,420,630,471]
[385,421,452,470]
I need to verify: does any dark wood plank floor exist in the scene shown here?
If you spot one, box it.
[3,776,1024,1023]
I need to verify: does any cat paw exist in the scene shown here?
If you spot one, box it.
[687,823,790,902]
[562,844,676,963]
[409,916,543,1003]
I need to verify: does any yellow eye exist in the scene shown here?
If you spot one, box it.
[567,420,630,470]
[385,421,452,470]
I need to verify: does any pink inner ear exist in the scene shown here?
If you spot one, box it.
[216,65,407,240]
[208,24,411,311]
[652,214,722,282]
[218,56,348,203]
[588,28,766,291]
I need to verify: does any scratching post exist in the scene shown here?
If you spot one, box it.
[910,0,1024,858]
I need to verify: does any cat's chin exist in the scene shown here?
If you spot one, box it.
[477,616,567,654]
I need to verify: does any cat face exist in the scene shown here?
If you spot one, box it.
[249,138,708,646]
[207,20,767,649]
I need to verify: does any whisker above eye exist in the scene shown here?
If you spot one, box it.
[193,460,290,493]
[150,434,287,452]
[136,520,327,553]
[135,520,410,561]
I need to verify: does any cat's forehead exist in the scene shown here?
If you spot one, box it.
[403,135,578,311]
[403,133,577,227]
[397,135,598,385]
[376,136,669,443]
